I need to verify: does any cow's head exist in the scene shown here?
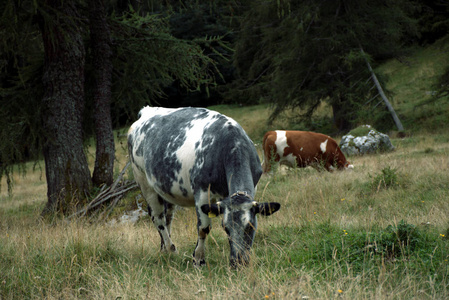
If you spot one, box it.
[340,160,354,170]
[333,156,353,171]
[201,192,280,268]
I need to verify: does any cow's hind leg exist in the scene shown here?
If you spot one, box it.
[262,146,279,173]
[144,191,176,253]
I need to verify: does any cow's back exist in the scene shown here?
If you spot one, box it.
[262,130,349,171]
[128,107,261,206]
[285,131,332,160]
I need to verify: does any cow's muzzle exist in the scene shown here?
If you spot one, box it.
[230,252,250,269]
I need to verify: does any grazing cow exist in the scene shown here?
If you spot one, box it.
[128,106,281,267]
[262,130,353,173]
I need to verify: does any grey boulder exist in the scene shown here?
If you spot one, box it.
[339,125,395,156]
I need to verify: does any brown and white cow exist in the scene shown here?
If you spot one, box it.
[262,130,353,173]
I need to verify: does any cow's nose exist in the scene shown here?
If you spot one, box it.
[230,254,250,268]
[230,258,238,269]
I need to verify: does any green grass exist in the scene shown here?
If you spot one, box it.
[376,40,449,133]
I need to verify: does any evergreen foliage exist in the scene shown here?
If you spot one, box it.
[0,1,45,188]
[153,0,236,107]
[0,1,222,199]
[230,0,420,131]
[107,9,221,123]
[415,0,449,45]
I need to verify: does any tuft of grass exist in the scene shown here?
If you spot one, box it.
[369,166,399,190]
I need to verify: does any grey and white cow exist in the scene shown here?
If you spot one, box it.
[127,106,280,267]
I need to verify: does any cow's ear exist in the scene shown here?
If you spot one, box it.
[255,202,281,216]
[201,204,224,218]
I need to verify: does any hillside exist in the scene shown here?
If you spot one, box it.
[209,41,449,138]
[376,40,449,132]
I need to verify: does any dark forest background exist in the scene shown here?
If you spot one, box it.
[1,0,448,215]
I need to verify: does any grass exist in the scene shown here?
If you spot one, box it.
[1,124,449,299]
[1,42,449,298]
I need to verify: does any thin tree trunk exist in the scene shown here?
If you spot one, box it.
[39,0,92,215]
[361,48,404,131]
[89,0,115,186]
[332,99,353,133]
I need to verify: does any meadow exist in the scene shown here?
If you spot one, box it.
[1,42,449,299]
[1,114,449,299]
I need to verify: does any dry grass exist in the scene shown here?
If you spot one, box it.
[1,108,449,299]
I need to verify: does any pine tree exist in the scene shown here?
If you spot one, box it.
[89,0,115,187]
[0,0,220,215]
[38,0,92,215]
[232,0,419,132]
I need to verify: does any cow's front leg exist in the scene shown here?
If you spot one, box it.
[165,202,176,240]
[193,209,211,267]
[193,192,213,267]
[145,193,176,253]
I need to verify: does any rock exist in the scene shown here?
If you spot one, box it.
[107,196,148,226]
[339,125,395,156]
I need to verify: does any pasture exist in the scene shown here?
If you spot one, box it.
[1,109,448,298]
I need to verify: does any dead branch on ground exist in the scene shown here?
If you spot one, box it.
[68,162,138,220]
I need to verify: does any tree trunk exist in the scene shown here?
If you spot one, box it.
[89,0,115,187]
[40,0,92,215]
[361,48,404,131]
[332,97,353,134]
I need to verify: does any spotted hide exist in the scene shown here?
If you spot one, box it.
[262,130,353,172]
[128,107,281,267]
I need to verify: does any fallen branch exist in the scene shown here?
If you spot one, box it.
[360,47,404,131]
[68,162,138,219]
[102,185,138,219]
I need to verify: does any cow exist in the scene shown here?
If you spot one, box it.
[262,130,353,173]
[127,106,281,268]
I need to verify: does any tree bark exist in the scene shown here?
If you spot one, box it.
[40,0,92,215]
[89,0,115,187]
[332,99,353,134]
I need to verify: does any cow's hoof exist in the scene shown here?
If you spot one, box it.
[193,257,205,267]
[161,244,177,253]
